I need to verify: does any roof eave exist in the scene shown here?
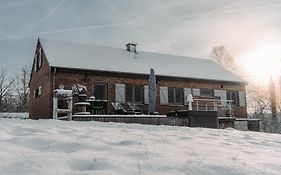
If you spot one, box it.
[50,66,247,85]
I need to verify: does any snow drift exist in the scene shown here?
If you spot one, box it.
[0,118,280,175]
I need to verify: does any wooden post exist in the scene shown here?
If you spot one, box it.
[53,89,73,120]
[53,97,58,119]
[67,98,73,121]
[228,101,232,118]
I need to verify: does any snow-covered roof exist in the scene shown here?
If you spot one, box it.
[39,38,245,83]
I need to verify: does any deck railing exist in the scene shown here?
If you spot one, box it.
[193,98,234,117]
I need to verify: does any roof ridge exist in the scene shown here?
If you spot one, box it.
[39,38,214,61]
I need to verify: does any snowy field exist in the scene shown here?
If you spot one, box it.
[0,119,281,175]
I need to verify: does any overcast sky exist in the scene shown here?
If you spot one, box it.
[1,0,281,78]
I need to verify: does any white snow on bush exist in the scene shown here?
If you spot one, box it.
[0,119,280,175]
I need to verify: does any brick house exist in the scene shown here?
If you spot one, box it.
[29,38,247,119]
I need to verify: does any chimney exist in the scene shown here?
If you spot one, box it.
[126,43,137,53]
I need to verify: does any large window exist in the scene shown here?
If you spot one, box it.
[200,89,213,97]
[93,83,107,100]
[168,87,183,105]
[126,85,142,103]
[227,91,238,106]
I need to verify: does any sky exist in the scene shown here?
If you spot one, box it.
[1,0,281,82]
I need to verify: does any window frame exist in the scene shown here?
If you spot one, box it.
[34,86,42,98]
[200,89,214,98]
[168,87,183,105]
[226,90,239,106]
[35,48,42,72]
[125,84,143,104]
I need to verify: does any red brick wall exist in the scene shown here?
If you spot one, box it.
[29,42,52,119]
[155,77,246,116]
[49,69,247,118]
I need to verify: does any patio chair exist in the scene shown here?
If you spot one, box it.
[111,102,134,115]
[127,103,143,115]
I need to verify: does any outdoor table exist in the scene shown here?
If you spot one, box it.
[86,99,108,114]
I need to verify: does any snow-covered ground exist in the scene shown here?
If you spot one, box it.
[0,113,29,119]
[0,119,280,175]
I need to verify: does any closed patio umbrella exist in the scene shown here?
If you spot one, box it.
[149,68,156,114]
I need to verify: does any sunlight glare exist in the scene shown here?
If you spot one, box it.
[237,42,281,84]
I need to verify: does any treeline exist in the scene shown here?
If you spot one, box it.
[0,65,30,113]
[247,80,281,133]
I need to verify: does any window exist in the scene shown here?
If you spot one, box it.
[34,86,42,98]
[227,91,238,106]
[115,84,125,103]
[168,87,183,105]
[126,85,142,103]
[38,48,42,68]
[35,48,42,71]
[200,89,213,97]
[93,83,107,100]
[192,88,200,96]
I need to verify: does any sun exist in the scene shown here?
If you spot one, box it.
[237,43,281,84]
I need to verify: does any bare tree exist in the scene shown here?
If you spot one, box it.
[247,82,270,115]
[276,76,281,113]
[210,45,240,76]
[0,69,14,112]
[246,81,281,133]
[269,76,277,118]
[13,65,31,112]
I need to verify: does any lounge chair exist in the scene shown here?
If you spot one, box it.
[127,103,143,115]
[111,102,135,115]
